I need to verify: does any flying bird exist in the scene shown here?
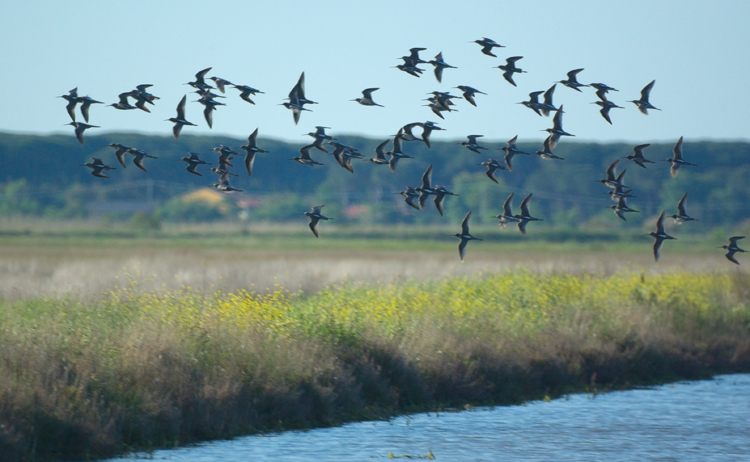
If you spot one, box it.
[496,56,526,86]
[671,193,698,224]
[558,69,588,92]
[454,211,482,260]
[178,152,210,176]
[352,88,383,107]
[718,236,746,265]
[460,135,488,154]
[666,136,696,178]
[166,95,197,139]
[238,128,268,176]
[58,87,79,121]
[454,85,486,107]
[304,205,332,238]
[473,37,504,57]
[647,210,676,262]
[629,80,660,114]
[66,122,99,146]
[514,193,543,235]
[428,52,457,83]
[623,143,654,168]
[80,158,115,179]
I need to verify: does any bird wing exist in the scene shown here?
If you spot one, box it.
[133,156,147,172]
[195,67,211,84]
[670,162,681,178]
[519,193,533,217]
[552,105,564,130]
[308,217,320,238]
[653,237,664,262]
[172,123,183,140]
[375,139,389,159]
[503,152,514,172]
[543,84,556,106]
[506,56,523,65]
[486,168,498,184]
[502,193,514,216]
[725,250,740,265]
[176,95,187,119]
[728,236,745,247]
[421,165,433,189]
[248,128,259,146]
[458,238,468,261]
[606,159,620,180]
[640,80,655,101]
[461,211,472,235]
[673,136,684,160]
[655,210,666,234]
[507,135,518,148]
[633,143,650,158]
[676,193,688,215]
[434,194,445,216]
[567,68,583,81]
[203,105,214,129]
[600,106,613,124]
[517,219,528,235]
[245,152,256,176]
[502,70,517,87]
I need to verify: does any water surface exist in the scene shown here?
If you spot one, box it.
[107,374,750,462]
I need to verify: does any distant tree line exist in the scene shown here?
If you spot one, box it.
[1,132,748,230]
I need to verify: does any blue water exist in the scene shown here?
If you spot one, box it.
[106,374,750,462]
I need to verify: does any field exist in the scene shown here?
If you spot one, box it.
[1,221,749,461]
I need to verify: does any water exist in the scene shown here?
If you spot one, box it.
[107,374,750,462]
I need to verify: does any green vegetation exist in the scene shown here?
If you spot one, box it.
[1,270,749,461]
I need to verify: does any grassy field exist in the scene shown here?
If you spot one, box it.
[1,266,749,461]
[0,218,744,301]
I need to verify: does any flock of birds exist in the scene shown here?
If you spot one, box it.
[58,37,746,264]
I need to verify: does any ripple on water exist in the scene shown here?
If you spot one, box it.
[105,374,750,462]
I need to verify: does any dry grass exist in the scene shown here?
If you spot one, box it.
[1,269,749,461]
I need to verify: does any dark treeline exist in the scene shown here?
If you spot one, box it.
[1,131,749,229]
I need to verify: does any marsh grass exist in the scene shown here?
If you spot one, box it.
[1,270,749,461]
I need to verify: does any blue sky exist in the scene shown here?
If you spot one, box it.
[2,1,749,145]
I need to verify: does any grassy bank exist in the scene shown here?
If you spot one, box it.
[1,270,749,461]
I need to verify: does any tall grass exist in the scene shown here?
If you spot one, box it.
[1,270,749,461]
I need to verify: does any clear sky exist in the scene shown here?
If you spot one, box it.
[2,0,749,145]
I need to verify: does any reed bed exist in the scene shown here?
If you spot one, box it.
[1,270,749,461]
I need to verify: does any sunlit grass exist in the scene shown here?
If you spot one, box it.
[1,270,749,461]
